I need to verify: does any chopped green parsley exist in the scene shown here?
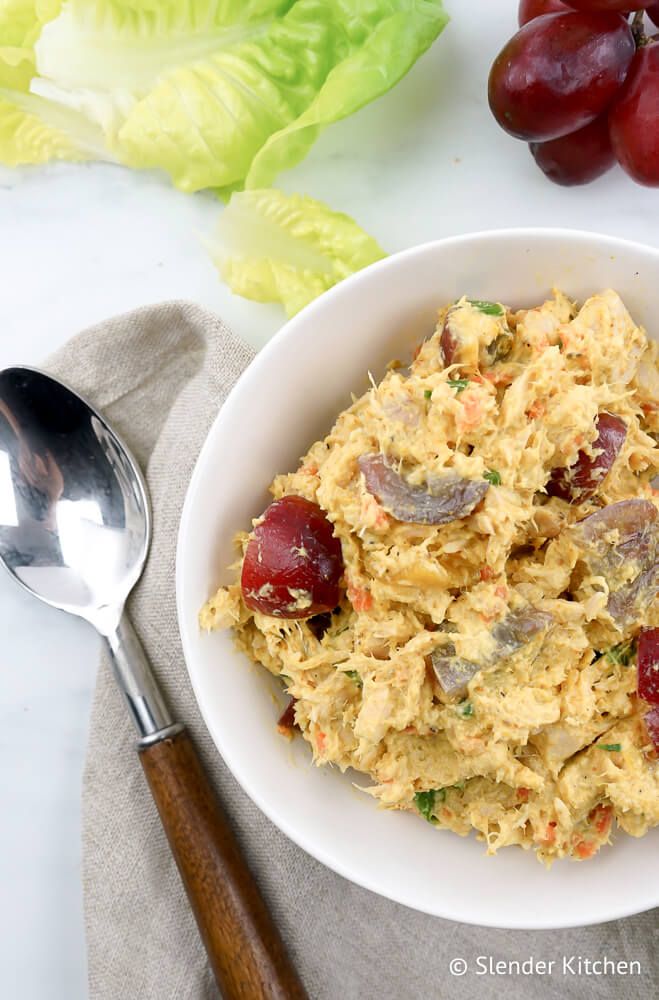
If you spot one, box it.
[468,299,504,316]
[447,378,469,393]
[605,642,635,667]
[483,469,502,486]
[413,788,446,822]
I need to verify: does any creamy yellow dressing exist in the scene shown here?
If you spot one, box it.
[201,290,659,865]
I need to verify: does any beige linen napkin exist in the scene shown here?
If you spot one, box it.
[47,302,657,1000]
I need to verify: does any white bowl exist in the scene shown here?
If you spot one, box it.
[177,229,659,929]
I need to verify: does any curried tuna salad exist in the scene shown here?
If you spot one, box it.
[201,289,659,865]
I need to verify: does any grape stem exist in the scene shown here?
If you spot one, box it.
[631,11,649,48]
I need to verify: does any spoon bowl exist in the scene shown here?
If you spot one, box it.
[0,367,149,633]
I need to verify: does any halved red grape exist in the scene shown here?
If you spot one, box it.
[489,12,635,141]
[441,303,512,368]
[575,497,656,550]
[359,453,490,525]
[567,2,647,10]
[440,319,459,367]
[241,495,344,618]
[277,696,299,732]
[609,43,659,186]
[638,628,659,704]
[530,115,616,184]
[431,607,553,697]
[546,412,627,502]
[644,706,659,751]
[519,0,575,26]
[571,499,658,627]
[649,3,659,26]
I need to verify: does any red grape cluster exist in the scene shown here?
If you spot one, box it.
[489,2,659,186]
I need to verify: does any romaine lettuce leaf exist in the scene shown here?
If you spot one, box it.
[0,0,443,311]
[0,0,290,165]
[0,93,86,164]
[29,0,293,149]
[0,1,58,91]
[212,187,385,316]
[245,0,449,189]
[118,0,448,192]
[0,0,85,164]
[2,0,448,191]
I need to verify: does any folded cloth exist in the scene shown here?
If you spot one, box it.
[47,302,658,1000]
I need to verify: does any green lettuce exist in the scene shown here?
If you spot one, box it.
[244,0,448,189]
[0,0,85,164]
[0,0,448,191]
[0,0,447,314]
[27,0,293,164]
[212,188,386,316]
[118,0,449,193]
[0,1,38,92]
[0,94,88,164]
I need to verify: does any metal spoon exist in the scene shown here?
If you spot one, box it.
[0,366,306,1000]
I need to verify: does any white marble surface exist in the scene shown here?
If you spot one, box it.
[0,3,657,997]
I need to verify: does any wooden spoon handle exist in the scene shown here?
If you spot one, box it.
[139,728,307,1000]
